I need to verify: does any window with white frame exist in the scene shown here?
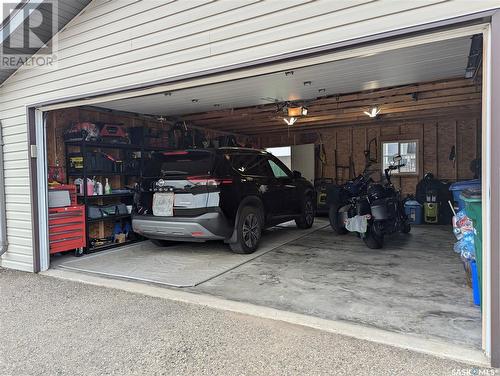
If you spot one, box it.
[382,140,418,174]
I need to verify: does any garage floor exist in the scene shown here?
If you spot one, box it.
[191,225,481,348]
[52,220,481,349]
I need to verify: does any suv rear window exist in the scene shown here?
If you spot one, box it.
[225,153,270,176]
[144,150,214,177]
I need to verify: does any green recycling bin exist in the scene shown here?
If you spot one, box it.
[461,188,482,303]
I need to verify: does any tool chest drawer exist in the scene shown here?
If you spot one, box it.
[48,205,86,254]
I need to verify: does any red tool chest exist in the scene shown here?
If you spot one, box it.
[48,185,86,254]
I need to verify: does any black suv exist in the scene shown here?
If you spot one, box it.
[132,147,315,253]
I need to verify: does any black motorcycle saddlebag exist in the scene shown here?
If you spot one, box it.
[371,198,397,220]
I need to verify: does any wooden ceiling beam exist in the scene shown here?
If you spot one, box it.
[245,106,482,135]
[201,96,481,132]
[180,78,479,122]
[212,103,481,134]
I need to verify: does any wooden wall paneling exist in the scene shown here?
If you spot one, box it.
[322,129,336,179]
[457,119,478,180]
[423,121,438,176]
[352,126,366,178]
[436,120,457,180]
[335,129,351,182]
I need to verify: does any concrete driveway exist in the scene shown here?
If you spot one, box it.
[0,268,494,376]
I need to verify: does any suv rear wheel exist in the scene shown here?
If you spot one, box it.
[230,206,262,254]
[295,195,315,229]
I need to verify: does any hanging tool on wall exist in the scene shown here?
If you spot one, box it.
[317,133,327,178]
[449,145,456,169]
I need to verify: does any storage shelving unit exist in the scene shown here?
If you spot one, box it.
[64,139,164,254]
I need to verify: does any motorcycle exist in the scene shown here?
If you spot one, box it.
[328,155,411,249]
[326,162,375,235]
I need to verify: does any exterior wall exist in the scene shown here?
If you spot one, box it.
[0,0,498,271]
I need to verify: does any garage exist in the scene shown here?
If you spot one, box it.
[0,0,499,368]
[38,31,485,360]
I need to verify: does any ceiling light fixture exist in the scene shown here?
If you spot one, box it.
[318,88,326,93]
[287,106,308,117]
[191,99,199,103]
[364,106,381,118]
[303,81,312,86]
[283,117,298,126]
[284,70,294,76]
[287,107,302,117]
[164,92,172,96]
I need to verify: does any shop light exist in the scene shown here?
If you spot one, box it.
[364,106,381,118]
[283,117,297,126]
[287,107,302,117]
[287,106,308,117]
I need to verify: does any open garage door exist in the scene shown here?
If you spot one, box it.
[35,25,495,365]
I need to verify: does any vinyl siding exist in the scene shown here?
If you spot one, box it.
[0,0,498,271]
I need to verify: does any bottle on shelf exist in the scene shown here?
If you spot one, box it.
[95,180,103,195]
[105,178,112,195]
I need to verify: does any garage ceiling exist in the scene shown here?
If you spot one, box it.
[100,36,473,117]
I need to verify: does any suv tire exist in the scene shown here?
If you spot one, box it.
[295,195,315,229]
[230,206,262,254]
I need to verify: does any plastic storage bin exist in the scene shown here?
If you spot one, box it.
[404,200,423,224]
[461,188,482,305]
[449,179,481,211]
[470,260,481,306]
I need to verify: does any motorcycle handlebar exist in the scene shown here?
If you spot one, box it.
[387,163,406,171]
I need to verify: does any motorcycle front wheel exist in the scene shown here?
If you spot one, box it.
[328,204,348,235]
[363,224,384,249]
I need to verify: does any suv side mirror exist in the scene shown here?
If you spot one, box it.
[292,170,302,179]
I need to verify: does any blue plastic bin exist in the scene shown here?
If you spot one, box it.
[449,179,481,211]
[470,260,481,306]
[404,200,423,224]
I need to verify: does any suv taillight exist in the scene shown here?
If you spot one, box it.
[187,176,233,186]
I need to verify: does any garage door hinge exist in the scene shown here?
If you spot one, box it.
[30,145,37,158]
